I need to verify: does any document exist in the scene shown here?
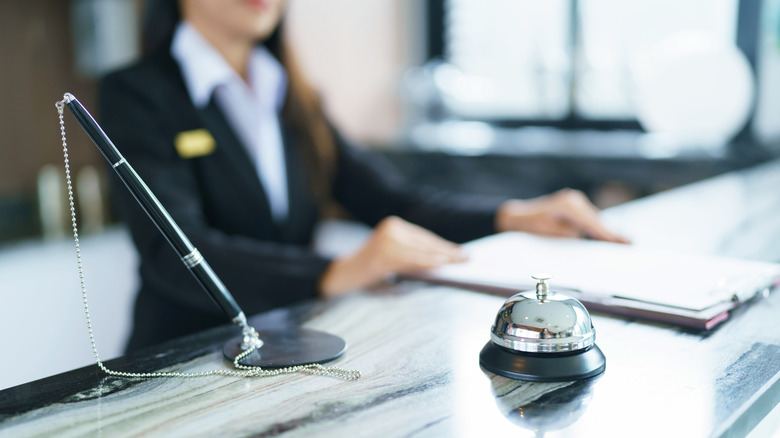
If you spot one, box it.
[419,232,780,312]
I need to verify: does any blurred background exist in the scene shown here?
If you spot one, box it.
[1,0,780,390]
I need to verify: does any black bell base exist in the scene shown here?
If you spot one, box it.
[223,328,346,368]
[479,342,606,382]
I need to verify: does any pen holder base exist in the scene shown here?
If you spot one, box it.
[223,327,346,368]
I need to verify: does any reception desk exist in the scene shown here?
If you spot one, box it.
[2,160,780,437]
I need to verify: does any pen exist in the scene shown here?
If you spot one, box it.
[61,93,254,333]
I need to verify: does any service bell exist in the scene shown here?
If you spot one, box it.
[479,274,606,381]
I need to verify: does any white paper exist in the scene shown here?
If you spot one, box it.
[430,232,780,311]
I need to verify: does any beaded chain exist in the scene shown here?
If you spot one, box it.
[55,97,360,381]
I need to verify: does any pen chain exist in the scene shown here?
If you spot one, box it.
[55,97,360,381]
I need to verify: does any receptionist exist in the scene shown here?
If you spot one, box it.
[99,0,628,351]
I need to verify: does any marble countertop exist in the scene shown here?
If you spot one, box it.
[2,160,780,438]
[1,280,778,438]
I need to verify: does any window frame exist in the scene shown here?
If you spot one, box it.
[425,0,762,136]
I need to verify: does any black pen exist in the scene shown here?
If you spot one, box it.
[61,93,259,345]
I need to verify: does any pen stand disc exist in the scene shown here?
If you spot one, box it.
[223,328,346,368]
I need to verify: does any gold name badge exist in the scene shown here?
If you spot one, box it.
[174,129,216,158]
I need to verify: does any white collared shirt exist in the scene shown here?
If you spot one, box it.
[171,22,289,222]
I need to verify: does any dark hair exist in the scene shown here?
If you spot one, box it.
[141,0,335,205]
[142,0,181,55]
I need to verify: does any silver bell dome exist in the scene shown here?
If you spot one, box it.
[490,274,596,353]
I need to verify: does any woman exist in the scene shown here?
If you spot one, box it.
[100,0,626,351]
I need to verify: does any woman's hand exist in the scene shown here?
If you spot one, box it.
[496,189,629,243]
[319,216,467,297]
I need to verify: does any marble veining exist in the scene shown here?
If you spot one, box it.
[1,282,779,438]
[714,343,780,420]
[4,159,780,437]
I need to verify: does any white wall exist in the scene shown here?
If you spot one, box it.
[286,0,408,144]
[0,228,137,390]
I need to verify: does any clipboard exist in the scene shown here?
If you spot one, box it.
[404,232,780,330]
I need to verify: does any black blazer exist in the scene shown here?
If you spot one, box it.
[99,47,502,351]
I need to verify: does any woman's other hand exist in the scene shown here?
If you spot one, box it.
[320,216,467,297]
[496,189,630,244]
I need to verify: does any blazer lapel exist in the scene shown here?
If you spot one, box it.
[197,98,279,233]
[154,49,288,239]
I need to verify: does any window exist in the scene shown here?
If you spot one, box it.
[435,0,744,126]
